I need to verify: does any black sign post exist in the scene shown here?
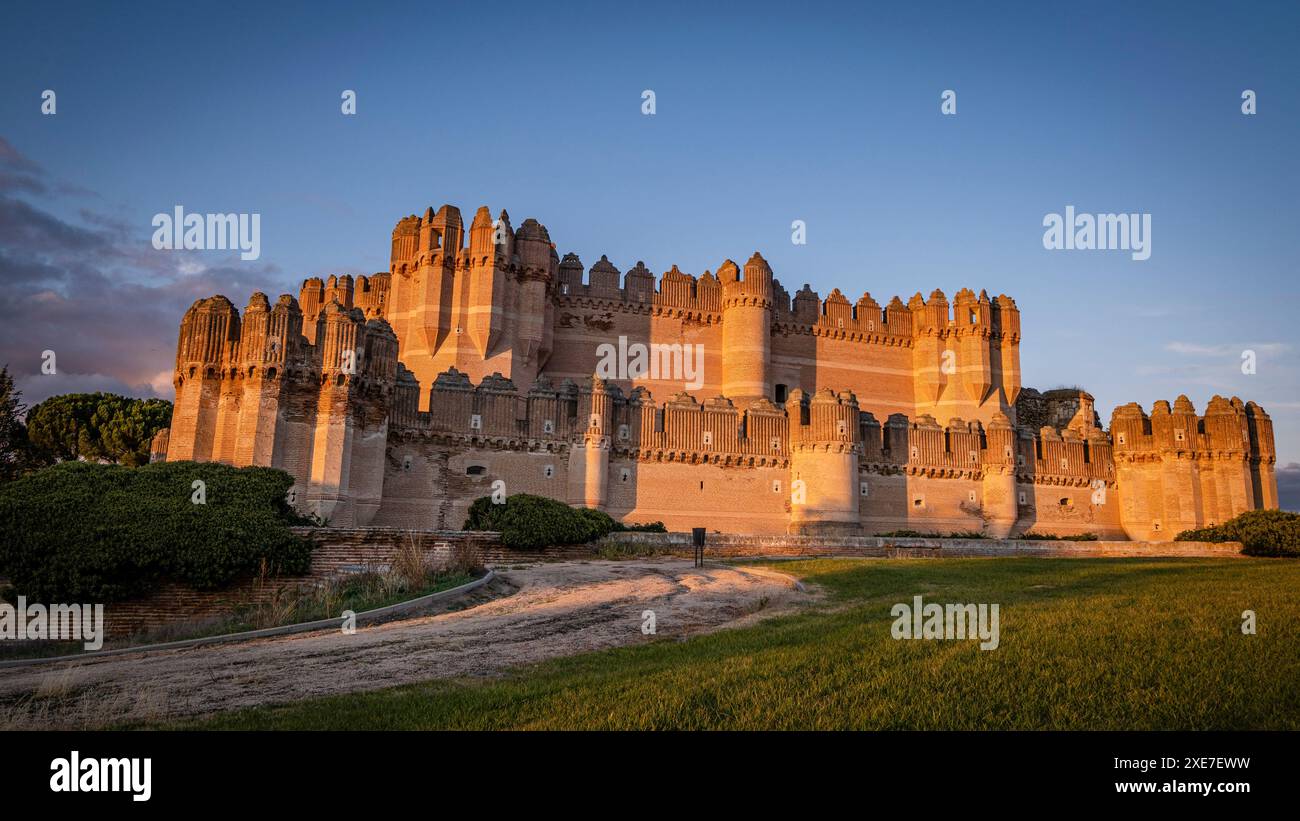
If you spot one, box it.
[692,527,705,568]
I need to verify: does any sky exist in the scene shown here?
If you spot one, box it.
[1,0,1297,507]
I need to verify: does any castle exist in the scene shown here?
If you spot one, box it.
[152,203,1279,539]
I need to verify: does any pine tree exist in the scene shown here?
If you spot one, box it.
[0,366,32,481]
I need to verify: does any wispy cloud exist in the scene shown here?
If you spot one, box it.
[0,135,285,408]
[1164,341,1289,357]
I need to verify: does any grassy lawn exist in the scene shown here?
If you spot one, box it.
[167,557,1300,730]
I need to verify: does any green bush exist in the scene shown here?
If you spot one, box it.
[463,494,664,550]
[1019,531,1099,541]
[1177,509,1300,557]
[875,530,987,539]
[617,520,668,534]
[0,461,314,602]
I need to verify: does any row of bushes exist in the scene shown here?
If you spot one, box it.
[463,494,665,550]
[1177,509,1300,557]
[875,529,986,539]
[0,461,314,602]
[874,529,1099,541]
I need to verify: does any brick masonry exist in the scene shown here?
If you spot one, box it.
[101,529,502,638]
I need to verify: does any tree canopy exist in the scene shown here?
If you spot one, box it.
[25,392,172,468]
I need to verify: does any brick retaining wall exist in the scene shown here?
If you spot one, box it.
[593,531,1244,559]
[101,529,504,638]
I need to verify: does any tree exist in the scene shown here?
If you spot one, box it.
[26,392,173,467]
[101,397,172,467]
[0,366,34,481]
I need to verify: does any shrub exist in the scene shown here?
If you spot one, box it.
[463,494,665,550]
[1019,531,1099,541]
[0,461,314,602]
[615,520,668,533]
[875,530,995,539]
[1177,509,1300,557]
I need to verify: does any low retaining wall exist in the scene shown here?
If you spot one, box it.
[100,529,502,638]
[0,571,496,670]
[593,532,1244,559]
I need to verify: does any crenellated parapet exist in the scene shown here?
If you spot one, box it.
[1108,395,1278,538]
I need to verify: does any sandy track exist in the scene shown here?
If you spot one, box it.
[0,559,806,729]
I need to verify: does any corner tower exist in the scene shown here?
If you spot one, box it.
[787,388,862,535]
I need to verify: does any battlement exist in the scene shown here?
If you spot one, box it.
[381,368,1121,487]
[1109,394,1275,459]
[159,200,1279,538]
[174,291,399,389]
[552,252,1019,343]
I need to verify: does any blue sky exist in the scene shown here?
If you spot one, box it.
[1,0,1297,503]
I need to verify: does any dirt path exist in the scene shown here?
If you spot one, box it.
[0,559,808,729]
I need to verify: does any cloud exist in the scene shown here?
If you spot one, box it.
[1164,341,1289,357]
[1277,463,1300,513]
[0,136,288,406]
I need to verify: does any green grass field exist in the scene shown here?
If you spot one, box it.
[170,557,1300,730]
